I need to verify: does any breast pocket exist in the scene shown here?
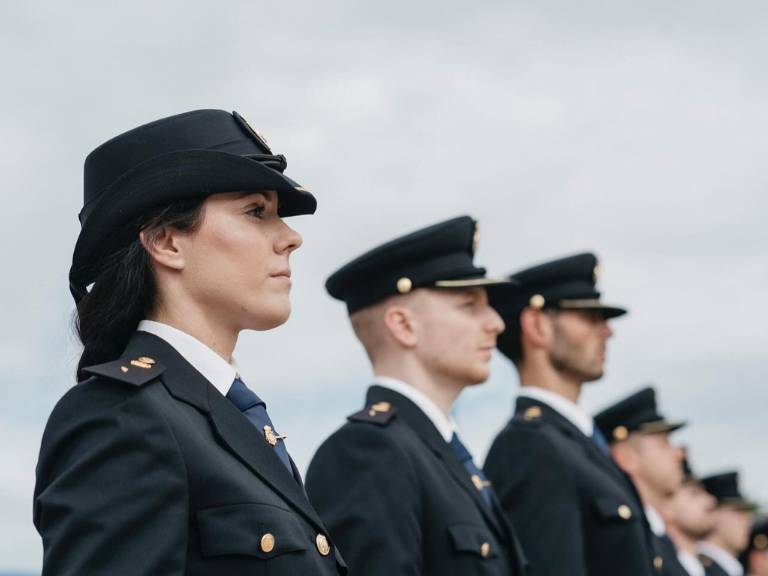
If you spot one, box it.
[447,524,500,560]
[197,503,310,560]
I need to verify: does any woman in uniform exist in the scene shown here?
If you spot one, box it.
[33,109,346,576]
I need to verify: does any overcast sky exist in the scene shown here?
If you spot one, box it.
[2,1,767,571]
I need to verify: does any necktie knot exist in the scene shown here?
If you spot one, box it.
[227,377,266,412]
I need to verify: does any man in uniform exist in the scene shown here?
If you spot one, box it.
[666,453,718,576]
[740,519,768,576]
[698,472,758,576]
[484,252,659,576]
[305,215,527,576]
[593,386,690,576]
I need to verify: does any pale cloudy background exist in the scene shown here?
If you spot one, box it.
[1,1,767,572]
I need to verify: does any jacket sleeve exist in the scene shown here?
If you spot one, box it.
[33,380,188,576]
[484,425,587,576]
[305,424,423,576]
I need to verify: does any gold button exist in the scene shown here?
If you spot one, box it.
[396,277,413,294]
[316,533,331,556]
[523,406,542,421]
[529,294,545,309]
[617,505,632,520]
[260,533,275,553]
[138,356,156,365]
[480,542,490,558]
[120,366,129,373]
[653,555,663,570]
[613,426,629,441]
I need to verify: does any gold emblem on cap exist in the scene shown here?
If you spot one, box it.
[755,534,768,550]
[472,226,480,254]
[613,426,629,441]
[529,294,545,309]
[397,277,413,294]
[138,356,155,365]
[263,425,286,447]
[653,556,663,570]
[316,533,331,556]
[260,533,275,553]
[593,263,601,282]
[480,542,491,558]
[368,401,391,416]
[130,359,152,369]
[617,504,632,520]
[523,406,542,421]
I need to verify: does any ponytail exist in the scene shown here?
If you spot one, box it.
[74,200,204,381]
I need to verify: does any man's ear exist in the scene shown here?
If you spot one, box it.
[382,304,419,348]
[520,307,552,350]
[610,440,636,474]
[139,227,186,271]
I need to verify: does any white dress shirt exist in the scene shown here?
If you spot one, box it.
[645,505,667,537]
[517,386,594,437]
[137,320,238,397]
[698,542,744,576]
[373,376,458,442]
[677,550,706,576]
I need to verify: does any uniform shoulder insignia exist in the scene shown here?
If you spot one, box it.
[81,356,165,387]
[515,405,545,425]
[347,401,398,426]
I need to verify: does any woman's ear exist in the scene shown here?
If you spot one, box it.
[382,304,419,348]
[139,227,186,271]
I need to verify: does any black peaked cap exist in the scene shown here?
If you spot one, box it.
[70,109,315,303]
[326,215,515,314]
[594,386,686,443]
[493,252,627,359]
[701,471,759,511]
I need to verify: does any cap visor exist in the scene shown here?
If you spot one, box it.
[558,299,627,318]
[637,420,687,435]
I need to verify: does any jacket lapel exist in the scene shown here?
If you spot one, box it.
[122,332,327,533]
[366,386,506,540]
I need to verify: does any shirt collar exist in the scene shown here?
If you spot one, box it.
[644,506,667,537]
[698,542,744,576]
[677,551,706,576]
[373,376,458,442]
[137,320,238,397]
[517,386,594,436]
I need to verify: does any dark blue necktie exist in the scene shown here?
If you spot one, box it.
[591,426,611,457]
[449,433,492,508]
[226,377,294,475]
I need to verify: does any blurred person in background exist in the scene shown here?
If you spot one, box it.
[594,386,689,576]
[740,519,768,576]
[698,472,759,576]
[666,452,718,576]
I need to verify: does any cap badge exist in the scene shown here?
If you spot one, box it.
[472,226,480,255]
[613,426,629,441]
[396,277,413,294]
[593,263,601,283]
[232,111,272,153]
[529,294,545,309]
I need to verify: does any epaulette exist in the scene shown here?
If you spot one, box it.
[81,355,165,387]
[514,405,546,426]
[347,401,398,426]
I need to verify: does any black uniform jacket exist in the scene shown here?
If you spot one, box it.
[653,533,691,576]
[34,331,346,576]
[484,395,658,576]
[305,385,528,576]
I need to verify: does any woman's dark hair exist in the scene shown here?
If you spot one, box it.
[75,199,205,381]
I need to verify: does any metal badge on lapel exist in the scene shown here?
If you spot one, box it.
[263,425,286,447]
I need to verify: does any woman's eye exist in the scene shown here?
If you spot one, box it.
[246,205,266,219]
